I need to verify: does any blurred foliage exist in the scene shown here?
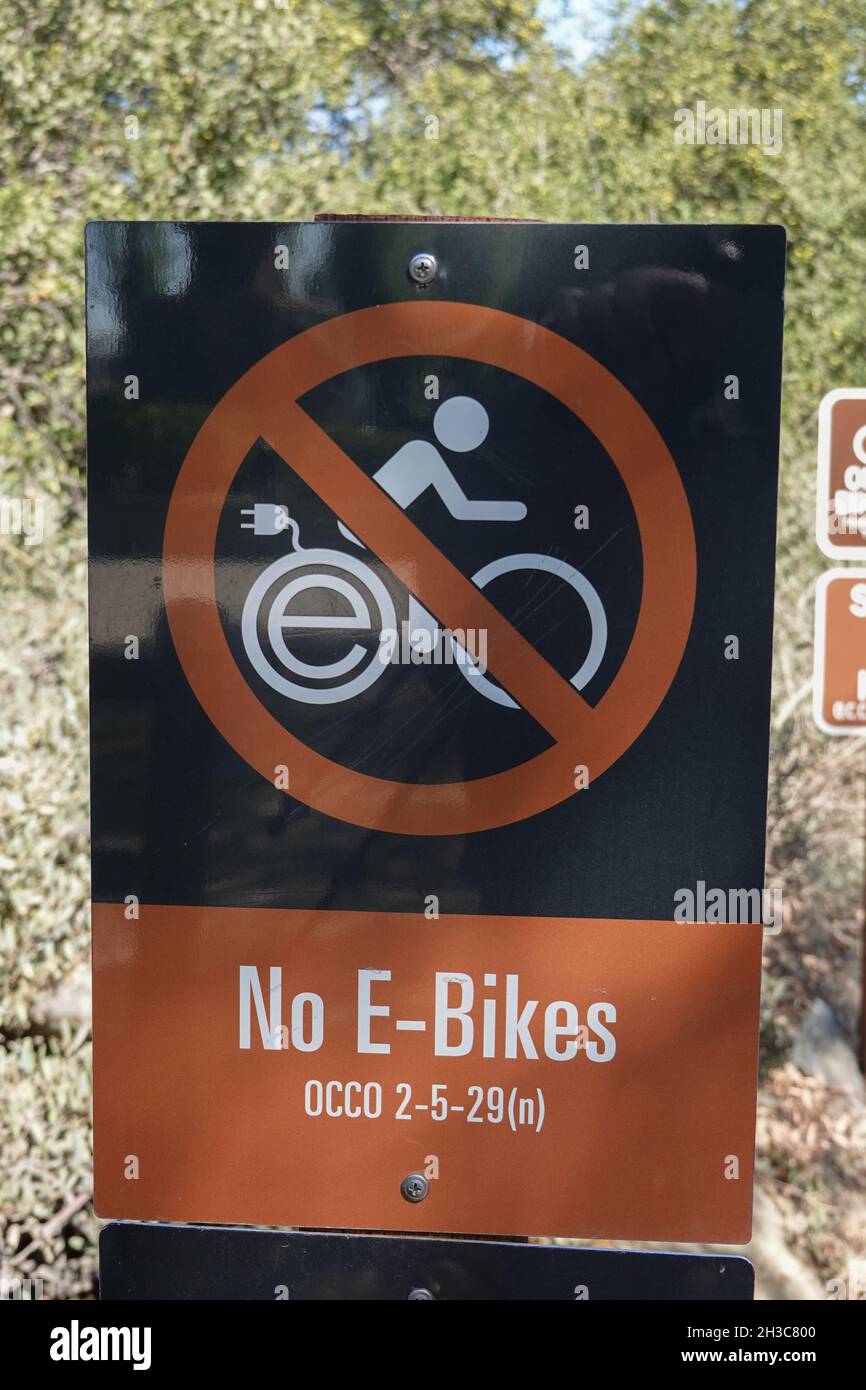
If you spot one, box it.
[1,0,865,1297]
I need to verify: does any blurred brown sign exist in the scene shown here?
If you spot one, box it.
[817,390,866,559]
[813,569,866,734]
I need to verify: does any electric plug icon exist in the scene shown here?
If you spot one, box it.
[240,503,291,536]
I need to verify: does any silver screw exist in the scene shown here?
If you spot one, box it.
[400,1172,429,1203]
[408,1288,435,1300]
[408,252,438,287]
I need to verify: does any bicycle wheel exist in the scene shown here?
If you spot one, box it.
[240,548,396,705]
[454,552,608,709]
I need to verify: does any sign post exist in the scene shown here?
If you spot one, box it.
[86,220,785,1289]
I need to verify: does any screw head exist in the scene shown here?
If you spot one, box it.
[408,252,438,287]
[408,1287,435,1300]
[400,1171,430,1203]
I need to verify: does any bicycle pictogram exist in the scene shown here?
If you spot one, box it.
[239,393,608,709]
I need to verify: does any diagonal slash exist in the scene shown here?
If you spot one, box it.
[261,401,595,749]
[164,299,696,835]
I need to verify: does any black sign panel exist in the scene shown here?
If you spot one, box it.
[87,221,784,918]
[99,1224,754,1301]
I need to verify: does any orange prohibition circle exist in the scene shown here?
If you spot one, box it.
[163,301,697,836]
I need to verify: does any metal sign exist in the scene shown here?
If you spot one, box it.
[816,389,866,559]
[813,569,866,735]
[99,1224,754,1301]
[86,220,785,1243]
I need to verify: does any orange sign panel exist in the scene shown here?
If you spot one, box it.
[813,569,866,735]
[93,904,762,1243]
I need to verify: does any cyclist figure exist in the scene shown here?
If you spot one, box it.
[338,395,525,543]
[240,392,607,707]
